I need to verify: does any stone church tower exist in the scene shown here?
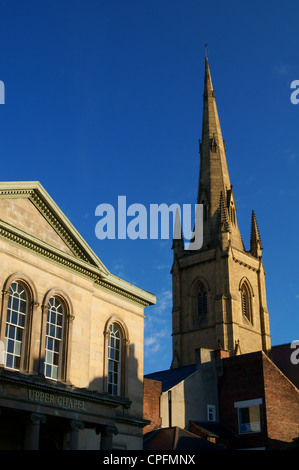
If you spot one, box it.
[171,58,271,368]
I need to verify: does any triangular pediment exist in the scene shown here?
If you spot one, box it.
[0,181,156,307]
[0,181,109,276]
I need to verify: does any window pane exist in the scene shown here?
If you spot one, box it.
[18,312,26,327]
[239,406,261,433]
[15,355,21,370]
[57,313,63,327]
[52,366,58,380]
[11,309,18,324]
[46,364,51,378]
[8,325,14,339]
[6,354,13,368]
[53,351,59,366]
[19,299,27,314]
[50,311,56,325]
[109,347,115,360]
[7,339,14,353]
[12,297,19,312]
[14,341,21,356]
[46,337,53,351]
[16,327,23,341]
[56,325,63,340]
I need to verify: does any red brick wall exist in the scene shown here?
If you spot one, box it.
[262,353,299,448]
[143,378,162,435]
[218,351,299,449]
[218,352,268,449]
[271,343,299,389]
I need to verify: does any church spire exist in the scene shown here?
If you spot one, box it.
[170,57,271,368]
[197,58,243,251]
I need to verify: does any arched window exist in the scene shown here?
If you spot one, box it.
[4,281,28,371]
[41,290,73,382]
[240,282,252,323]
[198,284,208,316]
[104,318,129,397]
[44,296,65,380]
[107,323,121,396]
[191,278,209,326]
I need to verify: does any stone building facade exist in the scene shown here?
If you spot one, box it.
[0,181,155,450]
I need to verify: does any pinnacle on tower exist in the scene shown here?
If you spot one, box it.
[218,191,230,233]
[250,210,263,258]
[172,208,184,254]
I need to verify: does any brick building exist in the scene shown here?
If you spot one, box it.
[144,348,299,449]
[218,351,299,449]
[143,58,299,450]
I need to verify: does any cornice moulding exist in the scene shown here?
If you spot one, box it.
[0,182,156,308]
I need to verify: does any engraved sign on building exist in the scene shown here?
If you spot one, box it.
[28,389,87,411]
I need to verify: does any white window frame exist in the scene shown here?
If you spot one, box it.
[4,281,28,371]
[207,404,216,422]
[44,296,64,380]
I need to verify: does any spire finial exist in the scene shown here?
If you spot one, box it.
[204,43,208,59]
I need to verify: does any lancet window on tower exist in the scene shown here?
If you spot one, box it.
[198,284,208,316]
[230,204,236,225]
[240,282,252,323]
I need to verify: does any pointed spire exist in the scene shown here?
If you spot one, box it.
[200,57,227,159]
[203,57,214,98]
[198,57,230,213]
[197,58,244,252]
[250,210,263,257]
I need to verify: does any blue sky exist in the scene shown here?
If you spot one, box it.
[0,0,298,375]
